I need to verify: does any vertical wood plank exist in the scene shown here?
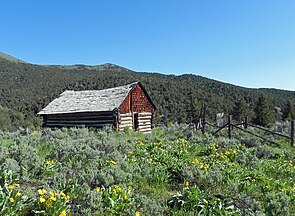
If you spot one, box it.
[228,115,232,139]
[201,105,206,133]
[291,120,295,147]
[244,116,248,129]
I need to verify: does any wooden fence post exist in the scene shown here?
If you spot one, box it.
[228,115,232,139]
[244,116,248,129]
[291,120,295,147]
[201,105,206,133]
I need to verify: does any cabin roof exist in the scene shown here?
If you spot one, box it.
[38,82,138,115]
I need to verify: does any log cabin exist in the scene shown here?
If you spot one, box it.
[38,82,156,133]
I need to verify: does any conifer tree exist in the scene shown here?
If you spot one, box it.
[254,94,275,126]
[231,99,253,122]
[282,99,295,121]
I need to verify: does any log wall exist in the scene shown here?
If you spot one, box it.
[41,111,115,128]
[138,112,152,133]
[118,112,133,131]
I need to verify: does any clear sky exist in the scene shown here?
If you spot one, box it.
[1,0,295,90]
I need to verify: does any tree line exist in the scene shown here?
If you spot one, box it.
[1,56,295,131]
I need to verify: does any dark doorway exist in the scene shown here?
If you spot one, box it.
[134,113,139,131]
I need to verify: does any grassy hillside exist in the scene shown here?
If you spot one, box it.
[1,52,295,130]
[0,52,27,64]
[1,127,295,215]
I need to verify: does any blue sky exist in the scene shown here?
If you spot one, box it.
[1,0,295,90]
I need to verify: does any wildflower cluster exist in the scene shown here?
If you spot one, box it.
[35,188,71,215]
[0,169,32,215]
[106,159,117,165]
[177,138,189,149]
[136,140,143,145]
[96,184,135,214]
[183,181,190,191]
[192,158,210,171]
[7,183,22,204]
[218,148,238,161]
[46,160,56,165]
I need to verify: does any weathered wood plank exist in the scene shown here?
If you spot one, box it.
[120,123,133,127]
[138,117,152,121]
[120,113,132,117]
[46,119,114,124]
[138,112,152,117]
[120,117,133,121]
[45,123,113,127]
[138,120,151,123]
[43,111,114,118]
[139,126,151,129]
[119,124,133,128]
[139,124,151,128]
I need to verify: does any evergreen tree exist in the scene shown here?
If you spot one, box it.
[282,99,295,121]
[231,99,253,122]
[187,92,202,122]
[254,94,275,126]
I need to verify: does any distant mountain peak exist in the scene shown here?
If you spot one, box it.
[97,63,130,71]
[0,52,27,63]
[46,62,131,72]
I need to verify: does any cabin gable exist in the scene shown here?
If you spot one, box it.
[131,83,154,113]
[117,83,155,133]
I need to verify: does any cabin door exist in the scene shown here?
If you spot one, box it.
[133,113,139,131]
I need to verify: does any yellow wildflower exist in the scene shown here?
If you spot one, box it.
[136,140,143,145]
[14,183,20,187]
[10,197,14,203]
[46,199,52,207]
[185,181,189,188]
[51,196,57,201]
[124,194,128,200]
[96,186,101,192]
[46,160,55,165]
[59,210,67,216]
[192,159,199,165]
[16,192,22,197]
[38,188,47,195]
[61,192,66,197]
[115,185,122,192]
[50,191,55,197]
[135,211,140,216]
[8,184,14,191]
[110,160,117,165]
[66,195,71,200]
[39,197,46,203]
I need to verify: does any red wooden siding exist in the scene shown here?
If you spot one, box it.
[119,93,131,113]
[131,84,154,113]
[119,83,154,114]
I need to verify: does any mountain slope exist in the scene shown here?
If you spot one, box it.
[0,52,27,63]
[0,52,295,126]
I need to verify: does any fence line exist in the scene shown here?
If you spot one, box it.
[197,114,295,147]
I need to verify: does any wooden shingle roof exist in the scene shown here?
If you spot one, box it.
[38,82,138,115]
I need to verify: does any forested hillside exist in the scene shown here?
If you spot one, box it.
[1,53,295,131]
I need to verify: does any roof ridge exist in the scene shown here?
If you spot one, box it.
[65,82,139,94]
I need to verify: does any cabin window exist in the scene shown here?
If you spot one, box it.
[134,113,139,131]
